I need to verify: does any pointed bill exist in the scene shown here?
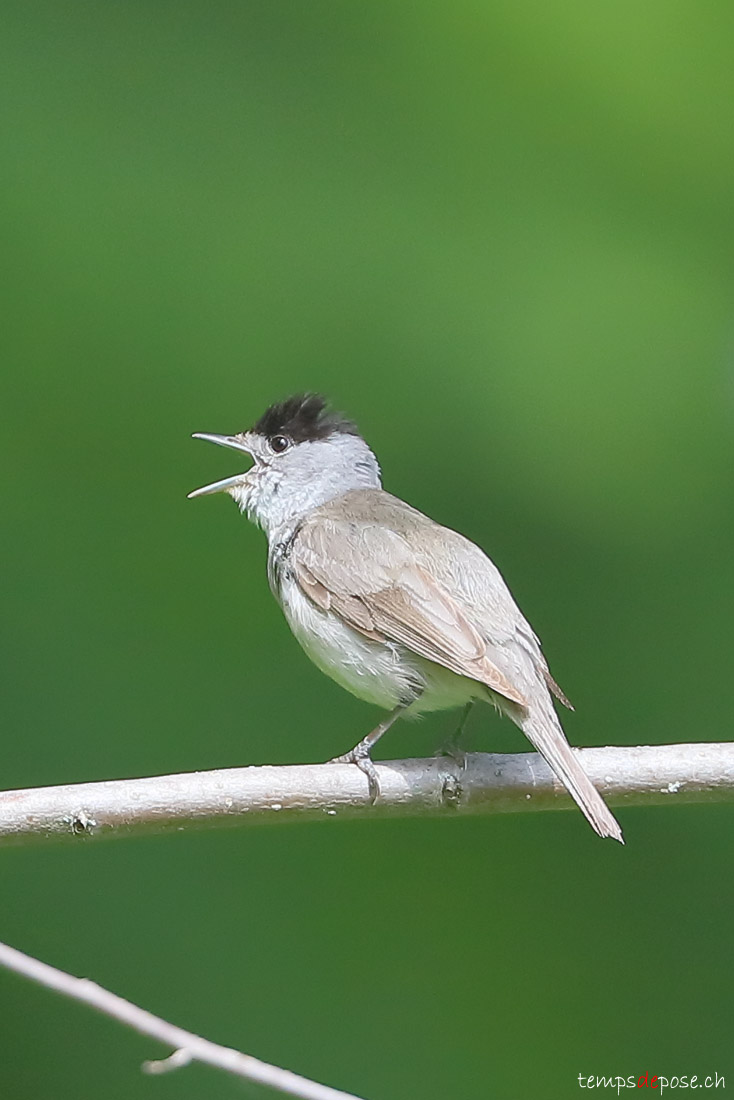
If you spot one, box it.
[188,432,253,498]
[191,432,253,452]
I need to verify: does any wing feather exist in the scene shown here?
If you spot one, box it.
[291,520,527,705]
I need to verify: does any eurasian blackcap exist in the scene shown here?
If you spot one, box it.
[189,393,623,842]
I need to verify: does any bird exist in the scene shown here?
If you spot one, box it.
[188,393,623,842]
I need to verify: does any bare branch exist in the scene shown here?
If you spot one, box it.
[0,743,732,846]
[0,940,365,1100]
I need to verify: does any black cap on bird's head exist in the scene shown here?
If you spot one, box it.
[251,393,359,444]
[188,393,377,513]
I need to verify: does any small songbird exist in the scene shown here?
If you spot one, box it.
[189,393,623,842]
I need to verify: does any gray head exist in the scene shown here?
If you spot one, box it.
[189,394,381,535]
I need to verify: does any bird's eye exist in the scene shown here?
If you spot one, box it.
[269,434,290,454]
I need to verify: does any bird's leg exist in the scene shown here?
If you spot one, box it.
[434,701,475,766]
[329,704,407,803]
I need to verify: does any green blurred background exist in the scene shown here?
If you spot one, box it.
[1,2,732,1097]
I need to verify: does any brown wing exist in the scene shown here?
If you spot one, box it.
[292,518,527,706]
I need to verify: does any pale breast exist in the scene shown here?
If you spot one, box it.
[277,573,487,715]
[277,573,422,710]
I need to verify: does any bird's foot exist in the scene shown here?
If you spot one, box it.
[433,701,473,769]
[433,738,468,770]
[328,745,381,803]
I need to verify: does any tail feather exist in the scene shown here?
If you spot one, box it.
[521,706,624,843]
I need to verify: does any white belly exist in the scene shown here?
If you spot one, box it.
[278,575,486,714]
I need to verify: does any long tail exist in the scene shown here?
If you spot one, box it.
[520,701,624,843]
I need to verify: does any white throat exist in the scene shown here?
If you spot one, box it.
[232,432,381,539]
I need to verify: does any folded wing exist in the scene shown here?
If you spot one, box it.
[291,517,527,705]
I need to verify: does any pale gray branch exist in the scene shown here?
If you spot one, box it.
[0,940,365,1100]
[0,743,732,846]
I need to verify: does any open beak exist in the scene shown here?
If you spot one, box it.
[187,433,254,498]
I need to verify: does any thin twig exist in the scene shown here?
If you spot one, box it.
[0,940,365,1100]
[0,743,732,847]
